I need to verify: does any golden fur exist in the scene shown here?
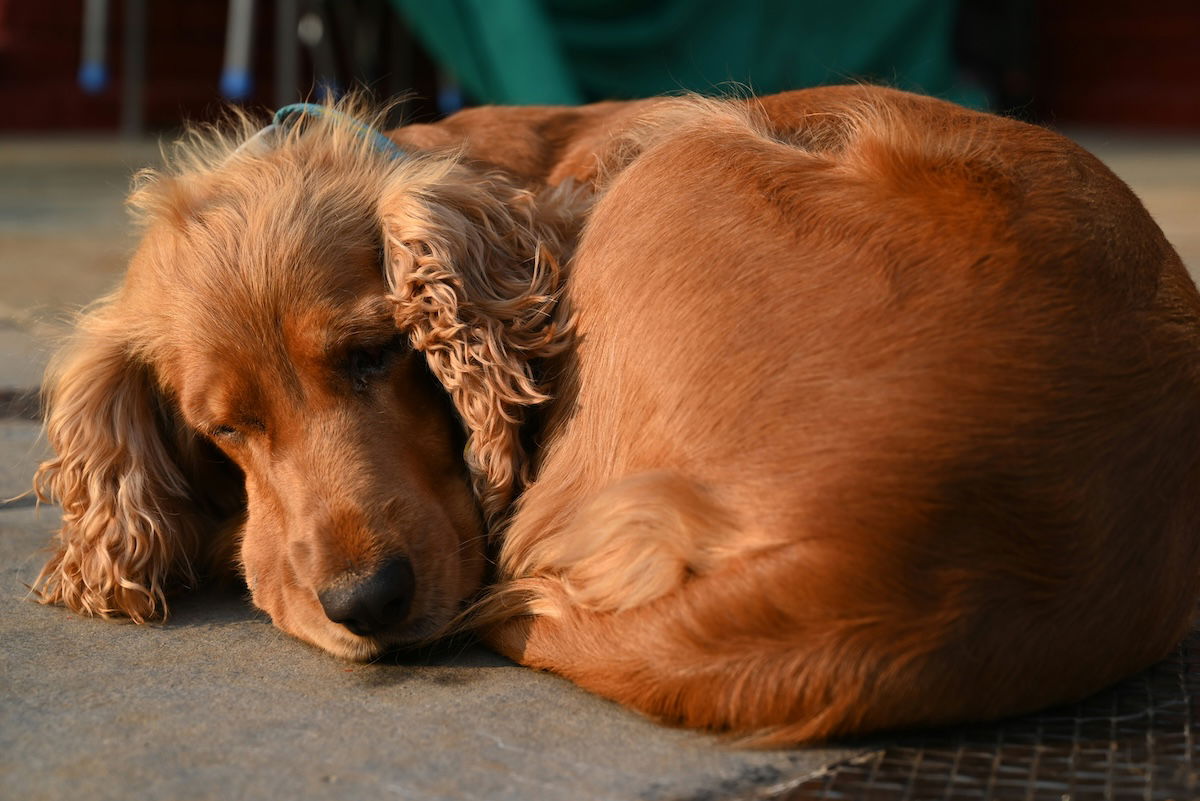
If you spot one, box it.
[33,86,1200,742]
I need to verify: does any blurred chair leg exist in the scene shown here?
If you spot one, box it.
[79,0,108,93]
[221,0,255,100]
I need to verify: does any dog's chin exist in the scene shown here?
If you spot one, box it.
[319,629,389,662]
[290,610,457,662]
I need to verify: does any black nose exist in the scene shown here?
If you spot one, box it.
[318,556,415,637]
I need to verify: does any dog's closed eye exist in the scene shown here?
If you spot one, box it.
[345,336,408,393]
[209,418,267,442]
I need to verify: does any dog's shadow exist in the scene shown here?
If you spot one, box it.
[161,578,261,628]
[165,579,514,672]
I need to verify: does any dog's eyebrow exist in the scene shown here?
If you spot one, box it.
[323,297,398,350]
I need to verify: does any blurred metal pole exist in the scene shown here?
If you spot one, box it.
[120,0,145,138]
[221,0,255,100]
[275,0,299,107]
[79,0,108,93]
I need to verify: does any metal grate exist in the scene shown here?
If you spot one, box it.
[769,626,1198,801]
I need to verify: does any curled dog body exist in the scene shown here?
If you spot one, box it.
[33,86,1200,743]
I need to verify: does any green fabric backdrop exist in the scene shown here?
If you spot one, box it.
[393,0,985,108]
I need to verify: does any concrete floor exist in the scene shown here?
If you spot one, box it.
[1,127,1197,800]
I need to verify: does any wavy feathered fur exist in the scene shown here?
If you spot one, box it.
[32,300,240,620]
[382,163,583,523]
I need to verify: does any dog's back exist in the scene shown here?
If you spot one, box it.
[485,86,1200,742]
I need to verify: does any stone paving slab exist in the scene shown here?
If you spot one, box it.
[0,328,51,393]
[1,506,860,801]
[0,137,152,320]
[0,419,44,506]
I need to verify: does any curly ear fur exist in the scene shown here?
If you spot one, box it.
[381,161,583,524]
[33,300,236,622]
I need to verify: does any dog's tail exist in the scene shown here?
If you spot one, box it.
[480,527,962,745]
[481,518,1194,746]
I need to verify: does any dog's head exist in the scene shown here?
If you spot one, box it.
[33,105,578,659]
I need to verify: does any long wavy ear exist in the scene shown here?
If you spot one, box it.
[32,301,240,622]
[381,162,582,524]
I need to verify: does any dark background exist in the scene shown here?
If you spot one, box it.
[0,0,1197,133]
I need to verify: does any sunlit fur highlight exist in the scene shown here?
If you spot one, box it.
[463,87,1200,745]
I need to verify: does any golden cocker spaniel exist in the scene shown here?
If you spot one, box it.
[33,86,1200,743]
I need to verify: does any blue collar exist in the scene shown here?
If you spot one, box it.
[272,103,406,159]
